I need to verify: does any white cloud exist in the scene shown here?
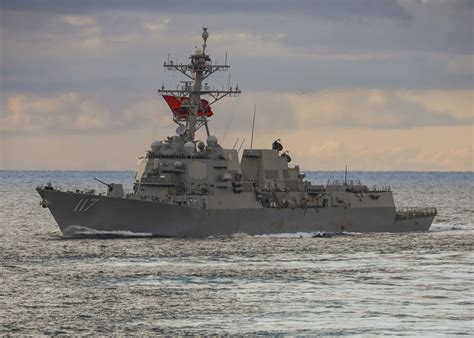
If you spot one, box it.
[398,90,474,120]
[1,90,472,170]
[215,89,472,134]
[0,93,172,134]
[220,126,473,171]
[283,89,462,129]
[143,18,170,32]
[2,89,470,137]
[61,15,95,27]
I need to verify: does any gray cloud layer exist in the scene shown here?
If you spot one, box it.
[1,0,472,135]
[2,0,413,19]
[2,6,472,95]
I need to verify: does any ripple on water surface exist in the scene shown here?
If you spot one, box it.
[1,171,473,335]
[2,231,473,335]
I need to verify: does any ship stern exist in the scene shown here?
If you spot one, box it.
[394,207,437,231]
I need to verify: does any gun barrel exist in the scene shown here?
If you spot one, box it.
[94,177,113,189]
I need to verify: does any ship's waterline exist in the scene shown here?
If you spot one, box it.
[38,188,434,237]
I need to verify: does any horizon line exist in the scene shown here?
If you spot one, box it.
[0,169,472,173]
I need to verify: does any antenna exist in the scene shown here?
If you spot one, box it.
[232,137,240,149]
[225,52,228,66]
[345,165,348,183]
[157,28,240,142]
[250,104,256,149]
[238,138,246,153]
[202,26,208,53]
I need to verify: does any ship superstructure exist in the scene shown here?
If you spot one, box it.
[37,28,437,237]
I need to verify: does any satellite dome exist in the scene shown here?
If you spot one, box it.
[197,141,206,151]
[150,140,162,153]
[281,151,292,163]
[207,135,218,147]
[176,124,186,136]
[184,141,195,154]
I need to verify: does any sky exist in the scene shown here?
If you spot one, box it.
[1,0,473,171]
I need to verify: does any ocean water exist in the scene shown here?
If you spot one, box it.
[1,170,473,335]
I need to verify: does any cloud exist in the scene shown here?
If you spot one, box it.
[1,93,110,132]
[208,89,473,138]
[1,2,472,171]
[61,15,95,27]
[0,132,151,170]
[284,89,472,129]
[0,93,172,134]
[1,0,412,20]
[219,126,473,171]
[143,18,170,33]
[3,124,471,170]
[1,90,472,171]
[398,90,474,120]
[1,7,472,96]
[2,89,471,137]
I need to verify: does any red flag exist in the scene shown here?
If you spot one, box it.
[162,95,213,118]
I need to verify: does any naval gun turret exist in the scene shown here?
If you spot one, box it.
[94,178,124,198]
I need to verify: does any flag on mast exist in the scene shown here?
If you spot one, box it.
[162,95,214,119]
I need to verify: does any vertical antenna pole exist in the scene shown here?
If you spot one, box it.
[232,137,240,149]
[345,165,348,183]
[250,104,256,149]
[225,52,228,65]
[238,138,246,153]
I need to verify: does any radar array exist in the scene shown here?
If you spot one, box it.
[158,28,241,141]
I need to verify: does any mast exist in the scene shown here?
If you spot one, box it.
[158,28,241,142]
[250,104,256,149]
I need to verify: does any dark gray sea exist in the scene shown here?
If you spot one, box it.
[1,171,473,335]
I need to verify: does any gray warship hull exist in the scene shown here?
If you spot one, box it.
[36,28,437,237]
[37,188,434,237]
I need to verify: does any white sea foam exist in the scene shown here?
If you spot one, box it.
[62,225,153,238]
[430,222,474,232]
[254,232,313,238]
[253,231,361,238]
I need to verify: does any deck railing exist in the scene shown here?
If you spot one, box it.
[327,180,391,192]
[395,207,437,219]
[328,179,361,186]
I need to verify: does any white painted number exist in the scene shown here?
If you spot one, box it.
[73,198,99,212]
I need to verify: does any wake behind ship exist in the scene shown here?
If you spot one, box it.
[37,28,437,237]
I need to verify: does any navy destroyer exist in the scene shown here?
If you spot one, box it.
[37,28,437,237]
